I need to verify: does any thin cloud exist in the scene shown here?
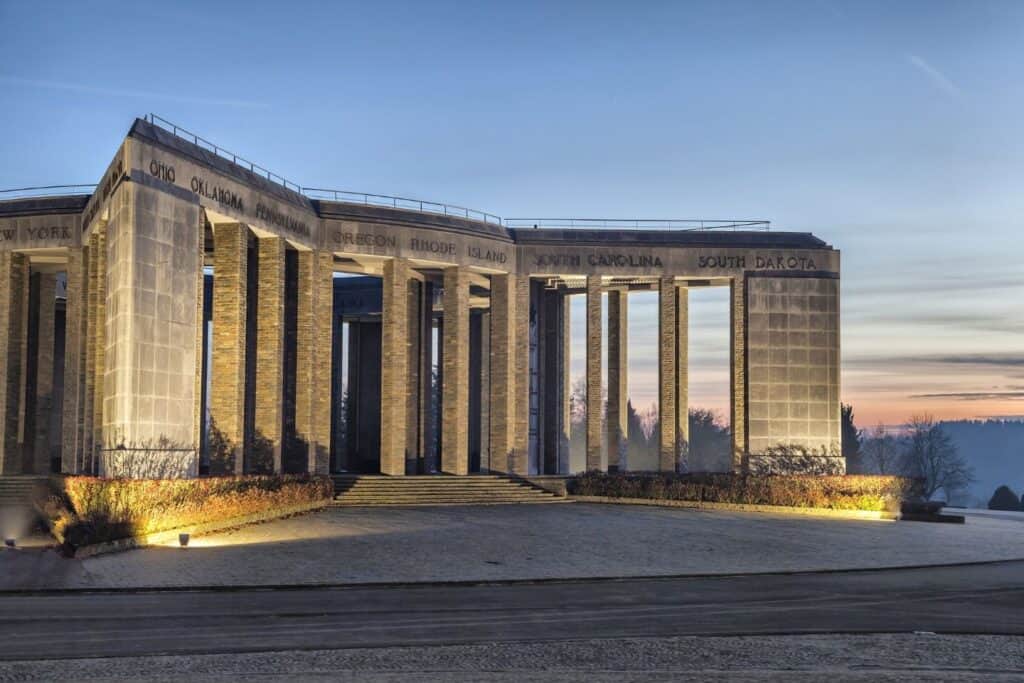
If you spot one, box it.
[907,55,961,98]
[909,390,1024,401]
[0,76,269,110]
[845,353,1024,368]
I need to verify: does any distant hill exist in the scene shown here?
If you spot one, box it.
[939,420,1024,507]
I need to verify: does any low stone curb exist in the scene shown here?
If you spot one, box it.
[72,499,331,559]
[571,496,896,520]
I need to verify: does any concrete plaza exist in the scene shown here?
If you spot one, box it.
[2,504,1023,591]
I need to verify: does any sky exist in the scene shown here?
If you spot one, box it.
[1,0,1022,429]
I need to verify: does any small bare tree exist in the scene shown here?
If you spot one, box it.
[899,415,974,501]
[863,423,898,474]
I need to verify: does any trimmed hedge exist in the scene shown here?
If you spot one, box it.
[568,472,922,511]
[40,474,334,550]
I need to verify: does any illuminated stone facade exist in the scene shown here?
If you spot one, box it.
[0,117,843,478]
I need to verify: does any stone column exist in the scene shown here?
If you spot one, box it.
[658,277,677,472]
[0,252,28,474]
[479,310,490,471]
[192,221,205,464]
[31,273,57,473]
[211,223,248,475]
[606,290,627,472]
[89,227,106,474]
[311,252,334,474]
[418,281,434,473]
[675,285,690,469]
[294,250,315,472]
[559,293,571,474]
[488,274,514,473]
[730,276,747,472]
[380,258,409,475]
[253,236,285,474]
[406,280,421,474]
[585,276,603,471]
[511,274,531,474]
[441,266,470,475]
[62,248,86,474]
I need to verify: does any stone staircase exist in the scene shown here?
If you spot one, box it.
[330,475,567,506]
[0,476,48,509]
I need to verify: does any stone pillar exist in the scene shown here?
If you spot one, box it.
[192,222,205,463]
[311,252,334,474]
[585,276,603,471]
[62,248,85,474]
[253,236,285,473]
[658,277,677,472]
[294,250,315,472]
[89,228,106,474]
[606,290,627,472]
[0,252,28,474]
[31,273,57,474]
[479,310,491,471]
[441,266,470,475]
[559,293,571,474]
[380,258,409,475]
[730,276,747,472]
[406,280,422,474]
[675,285,690,469]
[418,281,434,473]
[511,274,531,474]
[211,223,248,475]
[488,274,515,473]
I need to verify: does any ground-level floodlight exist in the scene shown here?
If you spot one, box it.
[3,538,15,549]
[179,533,190,548]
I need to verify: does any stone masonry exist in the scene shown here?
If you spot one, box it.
[730,276,747,472]
[211,223,248,475]
[675,285,689,468]
[585,275,603,471]
[606,290,627,471]
[658,277,677,472]
[379,258,409,475]
[0,252,28,473]
[441,266,470,475]
[254,236,285,474]
[488,274,515,473]
[61,248,85,474]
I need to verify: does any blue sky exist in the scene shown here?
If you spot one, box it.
[2,0,1022,426]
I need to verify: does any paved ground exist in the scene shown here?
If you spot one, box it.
[2,634,1023,681]
[2,504,1022,590]
[1,561,1023,679]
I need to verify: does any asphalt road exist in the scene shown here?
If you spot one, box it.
[2,560,1023,662]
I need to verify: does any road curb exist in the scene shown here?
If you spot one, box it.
[3,556,1023,597]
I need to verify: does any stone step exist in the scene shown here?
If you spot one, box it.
[330,474,565,505]
[331,499,569,506]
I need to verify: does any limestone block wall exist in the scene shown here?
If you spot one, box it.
[101,180,203,478]
[745,275,842,473]
[0,252,28,474]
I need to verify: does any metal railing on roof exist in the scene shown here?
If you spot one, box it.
[0,185,96,200]
[1,116,773,233]
[145,113,303,193]
[503,218,770,231]
[303,187,504,225]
